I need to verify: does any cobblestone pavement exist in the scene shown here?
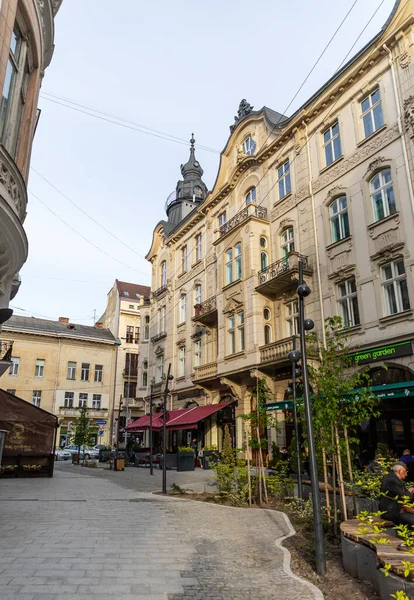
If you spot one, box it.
[0,464,323,600]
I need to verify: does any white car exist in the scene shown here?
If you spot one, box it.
[55,448,71,461]
[64,445,99,460]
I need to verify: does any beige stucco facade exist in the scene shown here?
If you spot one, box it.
[146,0,414,453]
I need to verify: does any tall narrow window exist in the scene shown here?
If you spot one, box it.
[81,363,90,381]
[94,365,103,382]
[195,234,202,261]
[92,394,102,409]
[381,260,410,316]
[237,312,245,352]
[370,169,396,222]
[178,347,186,377]
[323,122,342,166]
[228,315,235,355]
[194,340,202,367]
[64,392,74,408]
[32,390,41,407]
[235,243,242,280]
[337,278,360,327]
[161,306,166,332]
[286,301,299,336]
[245,187,256,205]
[329,196,350,243]
[156,354,164,382]
[142,360,148,388]
[9,357,20,376]
[260,237,268,270]
[195,284,202,306]
[226,248,233,285]
[144,315,150,340]
[67,361,76,380]
[264,308,272,344]
[243,135,256,155]
[281,227,295,258]
[361,88,384,138]
[35,359,45,378]
[78,393,88,407]
[181,246,188,273]
[161,260,167,288]
[126,325,134,343]
[218,212,227,227]
[278,160,291,199]
[179,294,186,323]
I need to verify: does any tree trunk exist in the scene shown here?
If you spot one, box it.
[245,424,252,507]
[335,425,348,521]
[321,440,331,522]
[344,427,357,516]
[331,428,338,535]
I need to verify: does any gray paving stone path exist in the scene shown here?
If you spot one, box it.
[0,463,323,600]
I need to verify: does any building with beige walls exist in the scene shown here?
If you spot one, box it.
[99,280,151,444]
[0,0,62,331]
[1,315,117,446]
[146,0,414,455]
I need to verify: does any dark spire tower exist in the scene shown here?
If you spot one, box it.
[165,135,208,226]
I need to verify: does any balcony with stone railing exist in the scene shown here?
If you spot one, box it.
[152,285,168,299]
[259,336,295,366]
[256,252,312,297]
[192,296,217,326]
[218,204,268,239]
[0,340,13,377]
[193,362,218,381]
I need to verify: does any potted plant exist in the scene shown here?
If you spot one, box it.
[22,464,42,473]
[0,464,17,476]
[201,444,219,470]
[177,446,195,472]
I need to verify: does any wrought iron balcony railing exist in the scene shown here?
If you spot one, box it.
[192,296,217,325]
[152,285,168,298]
[219,205,268,238]
[256,252,312,296]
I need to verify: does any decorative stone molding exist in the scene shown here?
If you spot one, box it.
[404,95,414,139]
[365,156,390,176]
[328,263,356,283]
[326,237,353,259]
[0,150,26,222]
[368,214,400,239]
[222,297,243,314]
[370,241,405,264]
[230,99,254,132]
[326,185,346,202]
[313,124,400,193]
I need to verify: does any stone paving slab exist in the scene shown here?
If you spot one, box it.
[0,465,323,599]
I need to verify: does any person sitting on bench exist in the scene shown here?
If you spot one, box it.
[379,462,414,526]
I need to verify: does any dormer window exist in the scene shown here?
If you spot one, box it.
[243,136,256,155]
[124,291,129,296]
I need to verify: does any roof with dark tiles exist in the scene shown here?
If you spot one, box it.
[2,315,116,344]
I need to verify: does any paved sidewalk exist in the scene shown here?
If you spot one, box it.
[0,466,323,600]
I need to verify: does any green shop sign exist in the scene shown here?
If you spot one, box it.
[348,340,413,365]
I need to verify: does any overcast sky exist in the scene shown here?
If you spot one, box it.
[14,0,397,325]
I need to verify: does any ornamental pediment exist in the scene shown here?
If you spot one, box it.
[222,297,243,314]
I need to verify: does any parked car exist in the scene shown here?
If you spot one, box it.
[64,445,99,460]
[55,448,71,461]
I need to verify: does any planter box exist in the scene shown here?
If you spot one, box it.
[202,450,219,470]
[355,497,379,513]
[159,454,177,470]
[72,454,80,464]
[114,458,124,471]
[177,452,194,472]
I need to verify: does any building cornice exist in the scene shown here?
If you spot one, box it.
[1,327,116,346]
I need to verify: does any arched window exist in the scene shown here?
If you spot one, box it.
[261,252,268,270]
[329,196,350,243]
[264,324,272,345]
[243,136,256,155]
[281,227,294,258]
[160,260,167,288]
[260,236,267,248]
[370,168,396,222]
[245,187,256,205]
[142,371,148,387]
[263,308,271,321]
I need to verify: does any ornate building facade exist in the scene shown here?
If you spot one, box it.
[147,0,414,453]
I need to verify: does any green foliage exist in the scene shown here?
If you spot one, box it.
[266,473,294,501]
[170,482,187,495]
[239,378,277,449]
[380,563,392,577]
[285,496,328,522]
[345,457,393,499]
[391,592,410,600]
[268,442,281,469]
[70,405,95,455]
[177,446,193,453]
[203,444,217,451]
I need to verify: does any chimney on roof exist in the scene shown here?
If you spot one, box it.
[95,322,103,329]
[59,317,69,323]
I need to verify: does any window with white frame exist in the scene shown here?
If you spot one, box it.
[260,236,268,270]
[179,294,186,323]
[67,361,76,380]
[195,234,202,261]
[277,160,291,199]
[144,315,150,340]
[78,393,88,407]
[218,212,227,227]
[370,168,396,222]
[337,278,360,328]
[126,325,134,343]
[329,196,350,243]
[94,365,103,383]
[35,359,45,378]
[134,327,139,344]
[245,187,256,205]
[195,284,202,306]
[237,312,245,352]
[32,390,41,407]
[181,246,188,273]
[243,135,256,155]
[178,347,186,377]
[225,248,233,285]
[235,243,242,280]
[281,227,294,258]
[227,312,245,355]
[323,122,342,166]
[156,354,164,382]
[92,394,101,409]
[81,363,90,381]
[381,259,410,316]
[228,315,235,355]
[161,260,167,288]
[361,88,384,138]
[64,391,74,408]
[9,357,19,376]
[194,340,202,367]
[161,306,166,332]
[286,301,299,336]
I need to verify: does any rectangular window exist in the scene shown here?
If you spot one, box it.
[195,284,202,306]
[128,304,134,309]
[6,389,16,395]
[161,307,166,332]
[125,353,138,374]
[181,246,188,273]
[161,261,167,288]
[237,312,245,352]
[32,390,41,408]
[81,363,90,381]
[142,371,148,387]
[381,259,410,316]
[134,327,140,344]
[179,295,186,324]
[361,88,384,138]
[178,347,186,377]
[35,359,45,378]
[78,393,88,408]
[195,234,202,261]
[286,301,299,336]
[94,365,103,382]
[92,394,101,409]
[126,325,134,343]
[194,340,202,367]
[0,24,21,143]
[323,122,342,166]
[144,315,150,340]
[156,355,164,383]
[64,391,74,408]
[337,278,360,328]
[228,315,235,355]
[67,361,76,380]
[234,243,242,280]
[9,357,19,376]
[218,212,227,227]
[278,160,291,199]
[226,248,233,285]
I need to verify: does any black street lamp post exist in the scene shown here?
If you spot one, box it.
[286,335,303,500]
[162,364,173,495]
[149,383,154,476]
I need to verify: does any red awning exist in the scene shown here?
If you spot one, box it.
[126,409,187,432]
[126,402,234,432]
